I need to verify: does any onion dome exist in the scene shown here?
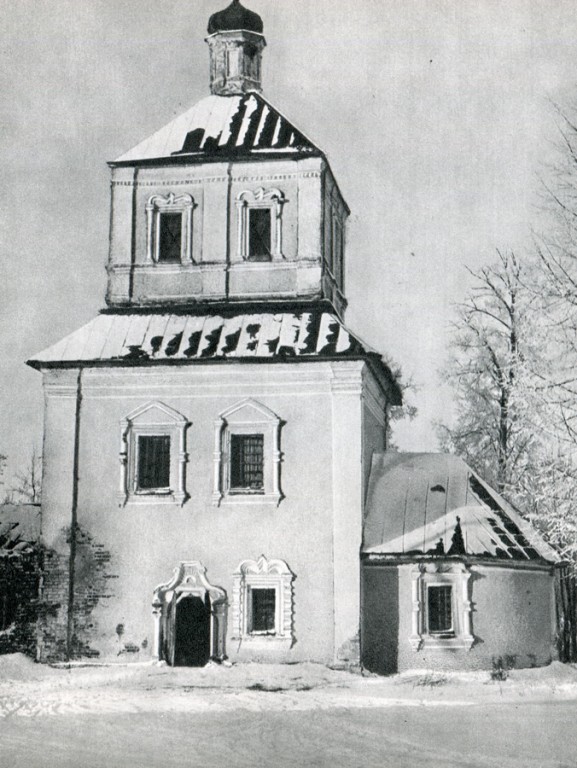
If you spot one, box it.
[207,0,264,35]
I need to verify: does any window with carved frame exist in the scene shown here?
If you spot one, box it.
[119,401,189,506]
[236,188,284,262]
[146,193,194,264]
[232,556,294,644]
[212,399,282,505]
[409,563,474,651]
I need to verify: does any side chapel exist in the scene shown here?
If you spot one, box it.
[28,1,560,672]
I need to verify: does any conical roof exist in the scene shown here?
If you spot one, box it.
[208,0,263,35]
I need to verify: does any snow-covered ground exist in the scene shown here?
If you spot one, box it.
[1,655,576,767]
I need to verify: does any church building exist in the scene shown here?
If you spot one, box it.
[28,1,560,672]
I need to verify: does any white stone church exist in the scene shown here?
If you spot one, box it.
[29,1,559,672]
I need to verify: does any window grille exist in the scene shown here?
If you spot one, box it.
[230,434,264,491]
[250,588,276,633]
[137,435,171,490]
[248,208,272,260]
[427,585,453,634]
[158,212,182,262]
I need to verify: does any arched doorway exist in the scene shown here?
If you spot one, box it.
[152,562,227,666]
[174,594,210,666]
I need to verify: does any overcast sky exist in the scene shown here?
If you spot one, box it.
[1,0,577,483]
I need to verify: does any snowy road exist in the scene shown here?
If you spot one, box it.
[2,702,576,768]
[0,656,576,767]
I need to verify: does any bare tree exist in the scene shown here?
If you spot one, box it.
[438,250,542,497]
[439,249,577,570]
[439,107,577,657]
[530,101,577,445]
[0,453,8,504]
[9,448,42,504]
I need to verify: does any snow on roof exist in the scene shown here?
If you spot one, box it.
[26,311,401,402]
[28,311,401,402]
[113,93,320,164]
[363,453,559,562]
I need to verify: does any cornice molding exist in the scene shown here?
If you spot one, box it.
[329,362,364,395]
[111,170,321,188]
[112,177,228,187]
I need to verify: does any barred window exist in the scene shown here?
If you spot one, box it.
[158,212,182,263]
[250,588,276,633]
[248,208,272,261]
[427,585,453,634]
[137,435,171,490]
[230,434,264,492]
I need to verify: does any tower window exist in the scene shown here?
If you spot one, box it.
[230,434,264,492]
[137,435,171,490]
[158,213,182,263]
[146,193,194,264]
[427,585,453,634]
[236,188,284,262]
[248,208,272,261]
[249,587,276,633]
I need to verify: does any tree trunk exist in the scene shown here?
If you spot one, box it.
[555,565,577,663]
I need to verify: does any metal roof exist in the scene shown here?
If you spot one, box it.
[27,311,401,401]
[28,311,358,363]
[0,504,40,556]
[113,93,319,164]
[363,453,559,563]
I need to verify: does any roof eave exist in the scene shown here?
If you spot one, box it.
[27,352,394,373]
[100,300,348,323]
[361,552,560,568]
[364,353,402,406]
[108,148,324,169]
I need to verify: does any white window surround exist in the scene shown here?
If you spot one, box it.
[212,398,282,506]
[236,187,285,261]
[119,401,189,506]
[232,555,294,645]
[146,192,194,264]
[409,562,474,651]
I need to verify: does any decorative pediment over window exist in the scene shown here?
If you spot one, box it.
[119,401,190,506]
[238,187,284,204]
[122,401,189,428]
[219,398,280,425]
[212,398,282,505]
[238,554,293,577]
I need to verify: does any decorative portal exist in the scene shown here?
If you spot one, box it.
[152,562,227,665]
